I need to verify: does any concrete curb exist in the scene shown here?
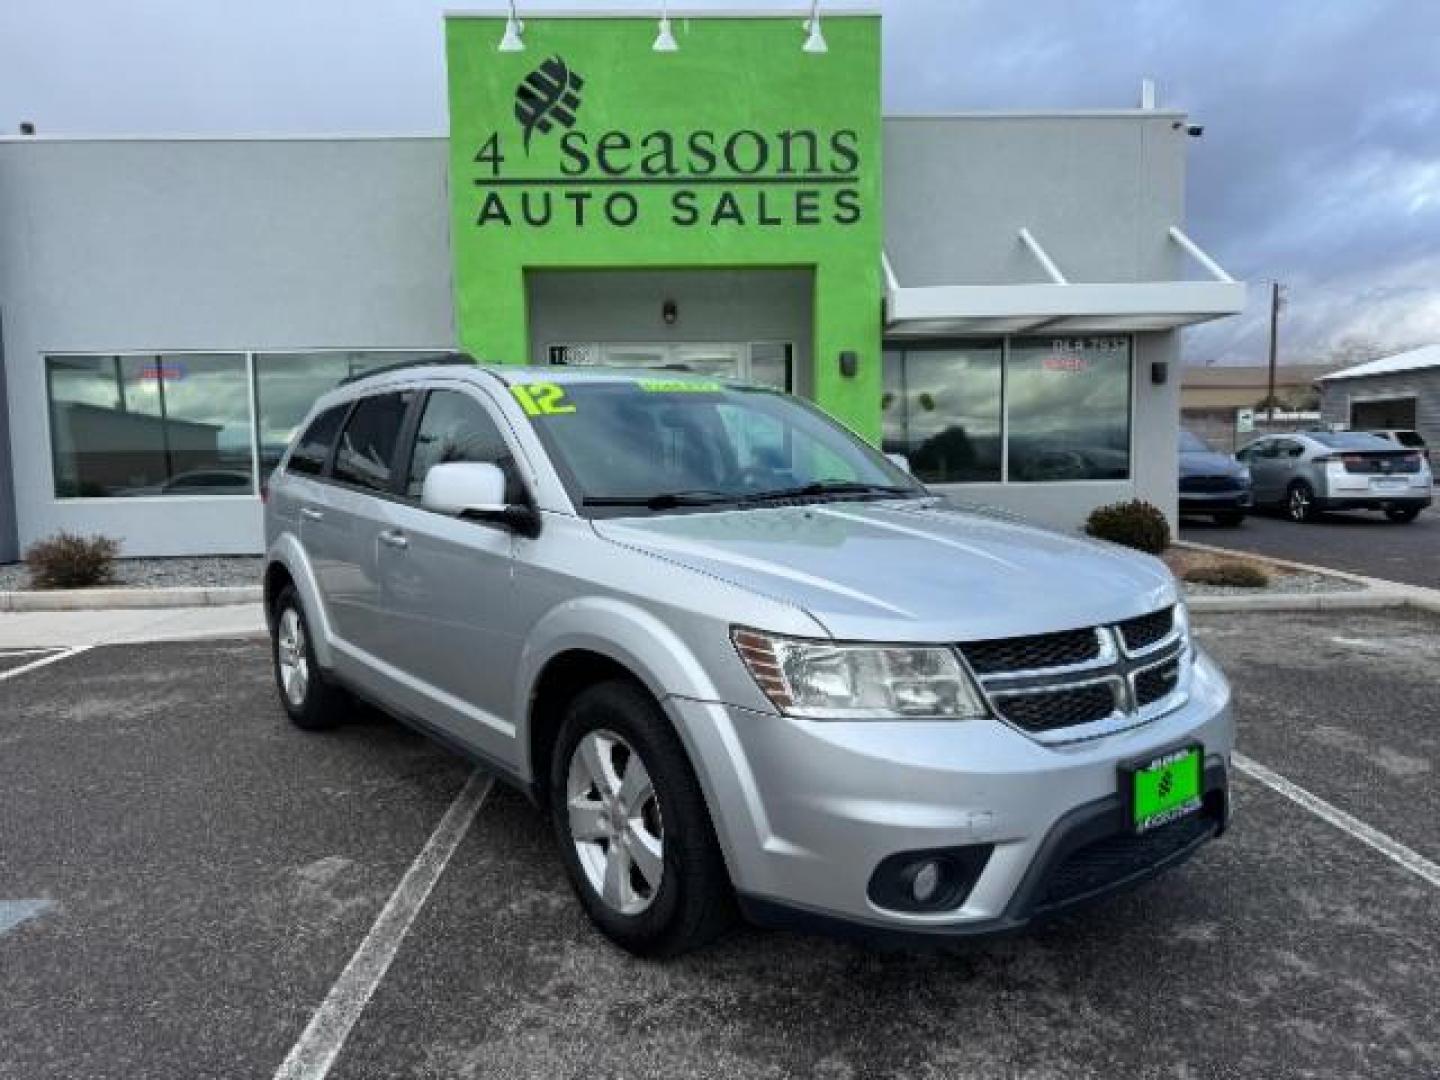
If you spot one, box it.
[0,585,262,613]
[1175,540,1440,616]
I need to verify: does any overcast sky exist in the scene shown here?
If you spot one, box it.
[3,0,1437,367]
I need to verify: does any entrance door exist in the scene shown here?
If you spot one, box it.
[548,342,793,392]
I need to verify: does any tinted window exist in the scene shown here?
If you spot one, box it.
[883,345,1003,483]
[287,404,351,477]
[333,392,412,492]
[1309,431,1396,450]
[46,353,254,498]
[406,391,516,500]
[1008,337,1131,482]
[1394,431,1426,448]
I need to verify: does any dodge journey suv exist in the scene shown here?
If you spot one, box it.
[264,359,1233,955]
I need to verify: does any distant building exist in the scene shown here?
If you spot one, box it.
[1181,363,1338,449]
[1319,344,1440,452]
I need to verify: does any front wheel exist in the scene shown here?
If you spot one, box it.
[1385,506,1421,523]
[1286,482,1319,523]
[549,680,734,957]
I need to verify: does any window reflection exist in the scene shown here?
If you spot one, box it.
[254,351,449,471]
[1008,337,1130,482]
[882,345,1003,483]
[47,354,253,498]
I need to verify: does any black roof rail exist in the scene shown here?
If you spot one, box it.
[338,352,478,385]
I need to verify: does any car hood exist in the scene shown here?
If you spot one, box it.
[593,499,1177,643]
[1179,450,1244,477]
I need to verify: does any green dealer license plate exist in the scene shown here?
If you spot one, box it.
[1125,745,1203,833]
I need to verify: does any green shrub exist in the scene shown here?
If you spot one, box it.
[24,532,120,589]
[1183,562,1270,589]
[1083,500,1172,555]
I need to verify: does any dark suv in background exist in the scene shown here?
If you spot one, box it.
[1178,430,1251,526]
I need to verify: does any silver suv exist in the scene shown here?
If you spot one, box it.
[264,361,1234,955]
[1237,431,1433,523]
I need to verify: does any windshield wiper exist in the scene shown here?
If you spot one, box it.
[583,490,739,510]
[741,480,916,503]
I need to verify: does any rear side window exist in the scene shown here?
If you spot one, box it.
[333,392,413,493]
[287,404,350,477]
[1395,431,1425,448]
[405,390,518,500]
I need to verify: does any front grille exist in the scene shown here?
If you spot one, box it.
[1118,607,1173,652]
[1179,475,1245,493]
[1036,807,1217,913]
[960,627,1099,676]
[1135,658,1182,706]
[993,683,1116,733]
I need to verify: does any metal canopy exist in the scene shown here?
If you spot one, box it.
[883,227,1246,338]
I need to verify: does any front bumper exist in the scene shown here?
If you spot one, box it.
[1179,491,1252,513]
[667,648,1234,940]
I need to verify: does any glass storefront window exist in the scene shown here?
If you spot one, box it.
[47,354,253,498]
[881,344,1003,483]
[883,336,1131,484]
[253,350,450,472]
[1007,337,1131,482]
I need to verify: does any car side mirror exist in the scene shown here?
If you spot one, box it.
[420,462,540,537]
[886,453,912,475]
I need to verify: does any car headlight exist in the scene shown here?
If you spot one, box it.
[1236,467,1252,486]
[732,627,990,720]
[1174,599,1195,662]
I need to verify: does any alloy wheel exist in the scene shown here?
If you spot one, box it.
[1288,486,1312,521]
[565,729,664,915]
[276,606,310,708]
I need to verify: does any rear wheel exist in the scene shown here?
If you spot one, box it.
[1385,506,1421,523]
[272,586,347,730]
[1286,481,1319,523]
[1213,511,1246,527]
[549,679,734,957]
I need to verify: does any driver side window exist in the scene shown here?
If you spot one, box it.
[405,390,518,502]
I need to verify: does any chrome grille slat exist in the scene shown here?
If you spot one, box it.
[960,605,1186,743]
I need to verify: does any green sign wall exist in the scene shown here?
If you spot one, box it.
[444,14,883,438]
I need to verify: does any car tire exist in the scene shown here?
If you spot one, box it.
[549,679,734,957]
[271,585,347,730]
[1213,511,1246,527]
[1286,481,1319,523]
[1384,507,1421,523]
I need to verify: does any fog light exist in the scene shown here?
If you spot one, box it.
[911,860,943,904]
[867,844,994,914]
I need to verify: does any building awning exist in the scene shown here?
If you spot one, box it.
[883,227,1246,337]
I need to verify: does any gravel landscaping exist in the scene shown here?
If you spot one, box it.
[1180,568,1366,596]
[0,556,262,592]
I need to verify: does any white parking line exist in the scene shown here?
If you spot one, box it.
[272,770,494,1080]
[0,646,93,681]
[1234,751,1440,889]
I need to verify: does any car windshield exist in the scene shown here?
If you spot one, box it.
[1310,431,1398,451]
[511,376,925,515]
[1179,431,1212,453]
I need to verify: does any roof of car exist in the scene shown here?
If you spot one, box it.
[337,360,748,390]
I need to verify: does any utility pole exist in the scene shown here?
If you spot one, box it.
[1266,281,1285,421]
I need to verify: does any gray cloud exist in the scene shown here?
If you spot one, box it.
[4,0,1436,365]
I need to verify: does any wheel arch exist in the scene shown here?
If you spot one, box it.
[263,536,336,669]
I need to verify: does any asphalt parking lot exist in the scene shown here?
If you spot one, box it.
[3,611,1439,1079]
[1181,507,1440,589]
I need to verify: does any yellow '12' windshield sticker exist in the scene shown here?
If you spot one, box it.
[511,383,575,416]
[637,379,724,394]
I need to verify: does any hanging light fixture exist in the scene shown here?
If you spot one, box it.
[653,1,679,52]
[498,0,525,52]
[803,0,828,53]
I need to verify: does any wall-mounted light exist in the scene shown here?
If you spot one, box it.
[1151,361,1169,385]
[653,1,678,52]
[838,350,858,378]
[803,0,828,53]
[498,0,524,52]
[662,299,679,325]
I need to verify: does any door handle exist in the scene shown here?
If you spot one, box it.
[299,507,324,522]
[379,529,409,550]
